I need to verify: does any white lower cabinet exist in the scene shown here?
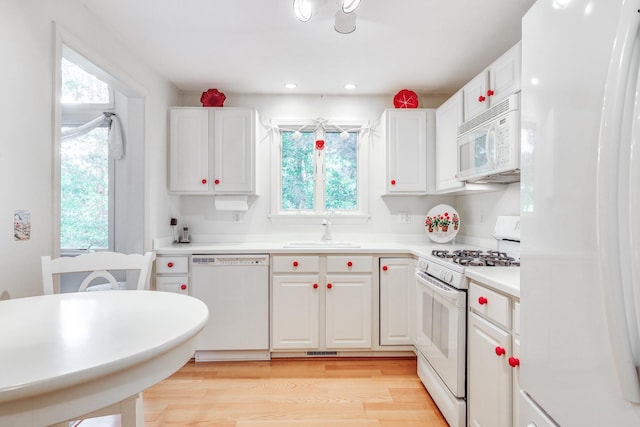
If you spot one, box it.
[154,255,189,295]
[468,281,520,427]
[271,255,372,351]
[379,257,415,346]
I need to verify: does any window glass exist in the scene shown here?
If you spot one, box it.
[281,131,315,211]
[279,128,360,214]
[60,127,109,250]
[61,57,110,104]
[324,131,358,210]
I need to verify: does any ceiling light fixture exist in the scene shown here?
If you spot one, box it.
[294,0,362,34]
[285,83,297,89]
[293,0,312,22]
[344,83,357,90]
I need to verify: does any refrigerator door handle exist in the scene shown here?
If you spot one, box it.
[596,1,640,404]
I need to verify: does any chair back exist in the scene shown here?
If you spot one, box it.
[41,251,156,295]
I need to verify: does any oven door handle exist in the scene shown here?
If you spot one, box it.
[416,272,465,307]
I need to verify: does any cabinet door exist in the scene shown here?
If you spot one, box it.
[169,108,212,193]
[488,42,521,106]
[512,335,521,427]
[462,71,489,121]
[435,91,464,192]
[271,274,320,349]
[379,258,415,346]
[213,108,255,194]
[325,274,372,348]
[385,109,428,193]
[468,312,512,427]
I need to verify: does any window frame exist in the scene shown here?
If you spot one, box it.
[269,120,370,224]
[59,51,116,254]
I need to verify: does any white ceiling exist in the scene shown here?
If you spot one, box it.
[78,0,536,97]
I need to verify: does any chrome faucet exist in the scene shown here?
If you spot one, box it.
[321,218,332,241]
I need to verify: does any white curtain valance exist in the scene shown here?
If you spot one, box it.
[61,112,124,159]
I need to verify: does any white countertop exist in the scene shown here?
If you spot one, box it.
[153,241,490,259]
[465,267,520,298]
[0,291,208,426]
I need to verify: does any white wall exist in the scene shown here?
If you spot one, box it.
[0,0,178,298]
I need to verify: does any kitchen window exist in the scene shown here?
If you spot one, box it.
[60,52,114,252]
[271,124,369,220]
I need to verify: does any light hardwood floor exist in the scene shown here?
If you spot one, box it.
[76,357,448,427]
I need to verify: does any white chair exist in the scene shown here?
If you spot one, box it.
[41,251,156,295]
[41,251,156,427]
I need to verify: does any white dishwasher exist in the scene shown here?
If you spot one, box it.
[191,254,270,361]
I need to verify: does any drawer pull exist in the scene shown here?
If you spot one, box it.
[487,89,495,97]
[201,178,207,184]
[347,261,353,267]
[180,284,187,290]
[495,346,506,356]
[508,357,520,368]
[327,283,333,289]
[214,179,220,185]
[478,296,488,305]
[382,265,388,271]
[167,262,174,268]
[390,179,396,185]
[313,283,319,289]
[293,261,299,267]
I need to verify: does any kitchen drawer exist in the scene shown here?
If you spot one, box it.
[272,255,320,273]
[155,275,189,295]
[156,256,189,274]
[326,256,373,273]
[469,282,511,329]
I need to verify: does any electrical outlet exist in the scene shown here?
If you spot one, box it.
[233,211,241,222]
[399,211,411,224]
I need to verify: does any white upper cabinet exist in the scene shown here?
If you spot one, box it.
[169,107,256,195]
[169,109,211,194]
[383,108,435,194]
[435,91,464,193]
[462,42,521,122]
[212,108,255,194]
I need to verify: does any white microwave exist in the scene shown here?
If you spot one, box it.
[456,94,520,183]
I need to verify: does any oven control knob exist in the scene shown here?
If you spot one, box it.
[445,272,454,283]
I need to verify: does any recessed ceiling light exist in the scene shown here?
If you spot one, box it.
[285,83,297,89]
[344,83,357,90]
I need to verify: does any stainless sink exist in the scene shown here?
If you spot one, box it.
[283,241,360,248]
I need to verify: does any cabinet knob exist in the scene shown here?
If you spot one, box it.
[167,262,174,268]
[487,89,495,97]
[390,179,396,185]
[327,283,333,289]
[495,346,506,356]
[201,178,207,184]
[382,265,388,271]
[508,356,520,368]
[180,284,187,290]
[214,179,220,185]
[478,95,486,102]
[478,296,488,305]
[313,283,319,289]
[293,261,299,267]
[347,261,353,267]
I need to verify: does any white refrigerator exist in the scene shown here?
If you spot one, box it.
[520,0,640,425]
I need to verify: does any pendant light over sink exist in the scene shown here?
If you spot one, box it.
[293,0,362,34]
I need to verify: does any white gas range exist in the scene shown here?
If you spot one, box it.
[415,216,520,427]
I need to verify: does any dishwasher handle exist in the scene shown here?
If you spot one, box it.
[191,254,269,266]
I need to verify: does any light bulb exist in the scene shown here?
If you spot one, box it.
[293,0,312,22]
[342,0,361,13]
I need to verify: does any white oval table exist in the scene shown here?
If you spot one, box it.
[0,290,208,427]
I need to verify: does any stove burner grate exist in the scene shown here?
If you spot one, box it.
[432,249,519,267]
